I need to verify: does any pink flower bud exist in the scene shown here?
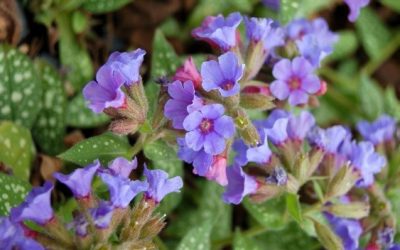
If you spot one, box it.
[173,57,202,89]
[205,155,228,186]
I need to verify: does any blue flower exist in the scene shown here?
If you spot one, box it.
[344,0,370,22]
[54,160,100,199]
[143,167,183,203]
[0,217,44,250]
[357,115,396,146]
[244,17,284,50]
[308,125,348,154]
[107,157,137,178]
[201,52,244,97]
[11,181,54,225]
[222,164,258,204]
[183,104,235,155]
[325,213,362,250]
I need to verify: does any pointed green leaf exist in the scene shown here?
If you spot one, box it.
[32,60,66,155]
[234,229,261,250]
[313,218,344,250]
[0,173,31,216]
[143,139,183,214]
[328,31,358,61]
[66,94,109,128]
[359,74,384,120]
[381,0,400,13]
[177,219,213,250]
[0,45,42,128]
[384,86,400,119]
[243,196,287,230]
[0,121,35,180]
[279,0,301,24]
[356,7,391,60]
[58,132,130,166]
[286,193,303,224]
[82,0,132,13]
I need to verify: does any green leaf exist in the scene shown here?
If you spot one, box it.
[32,60,66,155]
[286,193,303,224]
[279,0,301,24]
[328,31,358,61]
[56,14,93,90]
[356,7,391,60]
[312,218,343,250]
[0,44,42,128]
[243,196,287,230]
[146,29,180,120]
[82,0,132,14]
[66,94,109,128]
[0,173,31,216]
[177,219,213,250]
[359,75,384,120]
[233,229,261,250]
[0,121,35,180]
[71,11,88,33]
[58,132,130,166]
[256,222,319,250]
[384,86,400,119]
[381,0,400,13]
[143,140,183,214]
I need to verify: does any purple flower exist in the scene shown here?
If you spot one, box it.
[69,213,88,237]
[143,167,183,203]
[83,65,126,113]
[347,141,386,187]
[287,111,315,141]
[344,0,370,22]
[222,164,258,204]
[177,138,213,176]
[390,245,400,250]
[266,117,289,146]
[164,80,204,130]
[244,17,284,50]
[108,157,137,178]
[106,49,146,85]
[183,104,235,155]
[261,0,280,11]
[270,57,320,105]
[325,214,362,250]
[246,129,273,164]
[99,173,148,208]
[11,182,54,225]
[0,217,44,250]
[308,126,348,154]
[54,160,100,199]
[357,115,396,146]
[89,202,114,229]
[192,12,242,51]
[201,52,244,97]
[266,166,288,186]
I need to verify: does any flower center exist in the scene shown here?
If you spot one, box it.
[288,77,301,90]
[221,80,235,91]
[199,119,213,134]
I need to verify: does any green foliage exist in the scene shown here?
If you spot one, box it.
[356,7,391,60]
[286,193,303,224]
[0,121,35,180]
[32,60,66,155]
[384,87,400,119]
[233,230,261,250]
[66,94,109,128]
[177,219,214,250]
[0,45,42,129]
[143,140,183,214]
[82,0,132,13]
[381,0,400,12]
[328,31,358,61]
[0,173,31,216]
[58,132,130,166]
[359,75,384,120]
[243,196,287,230]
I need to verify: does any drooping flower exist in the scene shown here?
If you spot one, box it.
[325,213,362,250]
[270,57,320,105]
[54,160,100,199]
[356,115,396,146]
[173,57,202,89]
[347,141,386,187]
[222,164,258,204]
[308,125,348,154]
[192,12,242,51]
[183,104,235,155]
[246,129,273,164]
[205,155,228,186]
[201,52,244,97]
[164,80,204,130]
[89,202,114,229]
[244,17,284,50]
[83,65,126,113]
[143,167,183,203]
[11,182,54,225]
[106,49,146,86]
[265,117,289,146]
[99,173,148,208]
[0,217,44,250]
[287,111,315,141]
[107,157,137,178]
[344,0,370,22]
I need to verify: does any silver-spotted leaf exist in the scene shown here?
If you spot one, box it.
[0,173,31,216]
[66,94,109,128]
[177,219,213,250]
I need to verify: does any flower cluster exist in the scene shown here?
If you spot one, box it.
[1,157,182,249]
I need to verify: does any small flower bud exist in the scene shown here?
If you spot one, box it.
[234,108,260,147]
[325,165,360,199]
[249,182,283,203]
[325,202,370,219]
[240,86,275,110]
[109,119,140,135]
[312,218,344,250]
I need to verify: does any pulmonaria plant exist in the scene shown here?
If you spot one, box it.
[1,157,182,249]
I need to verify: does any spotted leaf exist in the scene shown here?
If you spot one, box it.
[0,121,35,180]
[66,94,109,128]
[0,45,42,129]
[0,173,31,216]
[177,218,214,250]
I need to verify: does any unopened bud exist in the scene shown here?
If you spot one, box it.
[129,80,149,115]
[326,165,359,199]
[109,119,140,135]
[312,218,344,250]
[325,202,370,219]
[243,41,268,80]
[240,86,275,110]
[249,182,283,203]
[173,57,202,89]
[234,108,260,147]
[286,174,301,194]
